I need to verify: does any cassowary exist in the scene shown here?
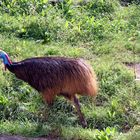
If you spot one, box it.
[0,49,98,128]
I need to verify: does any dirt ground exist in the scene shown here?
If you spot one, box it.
[0,134,61,140]
[125,63,140,80]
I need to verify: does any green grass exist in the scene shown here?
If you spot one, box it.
[0,0,140,140]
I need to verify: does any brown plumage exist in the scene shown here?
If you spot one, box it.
[0,50,98,128]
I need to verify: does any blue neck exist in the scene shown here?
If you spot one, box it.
[2,54,11,66]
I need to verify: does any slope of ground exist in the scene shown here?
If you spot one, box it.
[0,0,140,140]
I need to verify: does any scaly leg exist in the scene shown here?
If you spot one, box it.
[41,91,55,121]
[60,93,87,128]
[72,95,87,128]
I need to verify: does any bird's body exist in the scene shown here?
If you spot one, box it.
[0,50,98,128]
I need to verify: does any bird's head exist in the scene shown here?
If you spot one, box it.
[0,49,12,70]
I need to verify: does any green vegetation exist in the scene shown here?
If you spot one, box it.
[0,0,140,139]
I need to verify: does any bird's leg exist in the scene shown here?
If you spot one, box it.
[72,95,87,128]
[41,91,55,121]
[41,102,49,122]
[59,93,87,128]
[42,92,55,105]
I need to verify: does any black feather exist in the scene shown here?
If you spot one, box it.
[6,57,83,92]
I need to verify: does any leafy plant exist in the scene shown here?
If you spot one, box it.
[95,127,116,140]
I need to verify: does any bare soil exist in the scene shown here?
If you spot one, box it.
[125,63,140,80]
[0,135,61,140]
